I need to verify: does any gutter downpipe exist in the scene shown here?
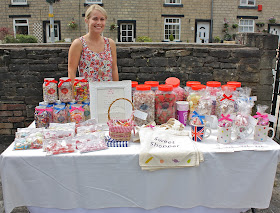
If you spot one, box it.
[210,0,213,43]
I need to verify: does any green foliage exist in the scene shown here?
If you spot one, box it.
[213,36,221,43]
[232,24,238,29]
[169,34,174,41]
[4,34,37,43]
[223,33,232,41]
[136,36,152,42]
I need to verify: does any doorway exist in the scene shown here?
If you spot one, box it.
[43,21,61,43]
[195,21,210,43]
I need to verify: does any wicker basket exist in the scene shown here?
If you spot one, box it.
[107,98,135,141]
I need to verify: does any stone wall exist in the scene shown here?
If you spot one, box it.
[0,33,278,153]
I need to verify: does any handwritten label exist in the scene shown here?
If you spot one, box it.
[134,110,148,120]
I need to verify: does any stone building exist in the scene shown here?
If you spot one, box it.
[0,0,279,43]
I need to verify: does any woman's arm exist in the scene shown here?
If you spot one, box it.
[109,38,119,81]
[68,38,83,84]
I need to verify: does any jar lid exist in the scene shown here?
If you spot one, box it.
[144,81,159,87]
[136,84,151,91]
[227,81,241,88]
[222,85,236,91]
[186,81,201,87]
[165,77,180,87]
[75,77,85,80]
[207,81,221,87]
[158,84,173,91]
[60,77,71,81]
[191,84,206,91]
[131,81,138,88]
[44,78,55,81]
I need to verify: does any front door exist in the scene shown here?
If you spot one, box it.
[46,23,60,43]
[269,25,280,43]
[196,22,210,43]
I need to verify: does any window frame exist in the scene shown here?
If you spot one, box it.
[85,0,102,4]
[13,18,29,37]
[240,0,255,6]
[119,23,135,42]
[165,0,181,4]
[11,0,27,5]
[164,17,181,42]
[238,19,255,33]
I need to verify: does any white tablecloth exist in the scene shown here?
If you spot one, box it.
[1,130,280,213]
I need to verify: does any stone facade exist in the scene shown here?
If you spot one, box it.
[0,0,279,43]
[0,33,278,153]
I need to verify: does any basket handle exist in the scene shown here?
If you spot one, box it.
[108,98,134,121]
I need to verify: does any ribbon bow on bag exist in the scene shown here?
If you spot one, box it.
[192,111,205,125]
[69,106,84,113]
[218,114,233,122]
[220,94,234,102]
[253,112,269,121]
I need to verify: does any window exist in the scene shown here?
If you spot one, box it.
[120,23,134,42]
[165,0,181,4]
[11,0,27,5]
[13,18,29,36]
[164,18,181,41]
[238,19,254,32]
[240,0,255,6]
[85,0,102,3]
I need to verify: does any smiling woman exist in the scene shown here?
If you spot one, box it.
[68,4,119,83]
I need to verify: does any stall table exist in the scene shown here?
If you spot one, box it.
[1,130,280,213]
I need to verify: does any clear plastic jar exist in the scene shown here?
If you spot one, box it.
[43,78,58,103]
[82,101,90,120]
[69,104,85,124]
[58,77,73,103]
[227,81,241,92]
[155,85,176,125]
[206,81,221,115]
[34,106,52,128]
[187,84,206,120]
[144,81,159,92]
[74,77,88,103]
[184,81,201,100]
[53,104,67,123]
[133,84,155,126]
[165,77,185,101]
[131,81,138,101]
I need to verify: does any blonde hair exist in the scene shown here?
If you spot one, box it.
[85,4,107,20]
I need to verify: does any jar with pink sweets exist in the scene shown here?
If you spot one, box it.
[69,104,85,124]
[43,78,58,103]
[74,77,88,103]
[155,85,176,125]
[58,77,73,103]
[53,104,67,123]
[144,81,159,92]
[133,84,155,126]
[165,77,185,101]
[34,106,52,128]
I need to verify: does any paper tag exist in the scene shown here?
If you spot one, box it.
[268,114,277,123]
[134,110,148,120]
[249,115,258,126]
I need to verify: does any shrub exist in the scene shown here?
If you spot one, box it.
[0,27,12,40]
[213,36,221,43]
[169,34,174,41]
[4,34,37,43]
[136,36,152,42]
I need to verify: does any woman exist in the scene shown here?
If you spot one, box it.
[68,4,119,83]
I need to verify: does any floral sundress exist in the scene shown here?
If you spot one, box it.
[78,36,113,82]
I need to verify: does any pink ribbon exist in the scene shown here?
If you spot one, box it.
[69,106,84,112]
[37,108,53,115]
[253,112,269,121]
[220,94,234,102]
[218,114,232,122]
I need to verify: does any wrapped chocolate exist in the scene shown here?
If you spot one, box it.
[253,105,270,126]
